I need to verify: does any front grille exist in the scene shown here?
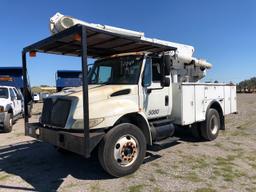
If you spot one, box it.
[41,98,71,128]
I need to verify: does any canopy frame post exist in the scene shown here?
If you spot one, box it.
[81,26,90,158]
[22,51,29,135]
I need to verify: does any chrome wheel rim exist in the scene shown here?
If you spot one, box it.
[9,118,13,127]
[210,115,218,135]
[114,135,139,167]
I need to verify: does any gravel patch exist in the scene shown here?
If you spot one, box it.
[0,94,255,192]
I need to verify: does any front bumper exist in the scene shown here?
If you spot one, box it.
[0,112,7,124]
[27,123,105,157]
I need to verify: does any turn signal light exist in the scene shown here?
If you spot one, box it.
[0,76,13,81]
[0,106,4,112]
[73,34,81,41]
[29,51,37,57]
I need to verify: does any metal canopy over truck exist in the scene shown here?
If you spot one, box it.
[22,24,176,158]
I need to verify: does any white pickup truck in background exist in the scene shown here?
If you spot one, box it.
[0,86,23,132]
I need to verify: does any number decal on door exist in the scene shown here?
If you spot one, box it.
[148,109,159,116]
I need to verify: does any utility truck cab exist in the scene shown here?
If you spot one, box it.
[23,13,237,177]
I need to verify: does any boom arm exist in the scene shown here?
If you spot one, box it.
[49,12,212,82]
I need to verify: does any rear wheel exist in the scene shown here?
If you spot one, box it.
[3,113,13,133]
[200,108,220,141]
[98,123,146,177]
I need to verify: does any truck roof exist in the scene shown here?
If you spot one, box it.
[57,70,81,73]
[0,67,22,70]
[0,85,16,89]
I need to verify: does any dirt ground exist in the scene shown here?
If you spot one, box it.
[0,94,255,192]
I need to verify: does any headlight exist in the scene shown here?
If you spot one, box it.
[71,117,105,129]
[0,106,4,112]
[89,118,104,128]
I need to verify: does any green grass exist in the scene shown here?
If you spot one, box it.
[90,182,103,192]
[155,168,167,175]
[124,173,135,179]
[153,187,162,192]
[246,187,256,192]
[179,155,209,170]
[149,176,156,182]
[192,157,209,169]
[230,130,250,137]
[0,174,10,181]
[213,142,224,148]
[213,157,245,182]
[184,172,202,182]
[236,121,254,129]
[127,184,144,192]
[195,188,216,192]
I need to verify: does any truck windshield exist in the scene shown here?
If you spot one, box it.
[0,88,8,99]
[88,55,143,85]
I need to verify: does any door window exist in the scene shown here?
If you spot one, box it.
[98,66,112,83]
[13,88,22,100]
[9,88,16,99]
[152,58,162,82]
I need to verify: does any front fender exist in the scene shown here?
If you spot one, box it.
[5,104,13,113]
[91,99,139,128]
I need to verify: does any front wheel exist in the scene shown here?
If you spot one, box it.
[3,113,13,133]
[98,123,146,177]
[200,108,221,141]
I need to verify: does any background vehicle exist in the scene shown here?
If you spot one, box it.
[33,93,40,103]
[0,67,33,117]
[23,13,237,177]
[56,70,82,92]
[0,86,23,132]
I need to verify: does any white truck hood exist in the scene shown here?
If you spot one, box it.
[69,85,139,120]
[57,85,137,104]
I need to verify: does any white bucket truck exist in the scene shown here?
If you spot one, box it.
[23,13,237,177]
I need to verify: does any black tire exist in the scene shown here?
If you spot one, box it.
[28,105,32,118]
[190,123,202,140]
[3,113,13,133]
[56,147,71,155]
[200,108,220,141]
[98,123,146,177]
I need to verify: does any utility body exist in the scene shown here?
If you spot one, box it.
[23,13,237,177]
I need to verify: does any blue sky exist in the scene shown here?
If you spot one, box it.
[0,0,255,86]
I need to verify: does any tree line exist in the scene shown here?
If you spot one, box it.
[237,77,256,93]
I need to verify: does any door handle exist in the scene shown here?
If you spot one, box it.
[165,95,169,106]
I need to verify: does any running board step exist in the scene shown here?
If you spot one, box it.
[150,119,173,127]
[148,137,179,151]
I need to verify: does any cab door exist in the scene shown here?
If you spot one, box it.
[141,57,170,119]
[13,88,22,114]
[9,88,18,116]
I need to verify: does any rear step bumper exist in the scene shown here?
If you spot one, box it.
[27,123,105,156]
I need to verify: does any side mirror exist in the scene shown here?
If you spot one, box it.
[142,58,152,87]
[161,77,170,87]
[17,95,22,100]
[11,96,16,101]
[163,55,172,76]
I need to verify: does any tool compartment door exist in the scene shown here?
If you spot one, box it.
[230,86,237,113]
[224,86,231,115]
[181,85,195,125]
